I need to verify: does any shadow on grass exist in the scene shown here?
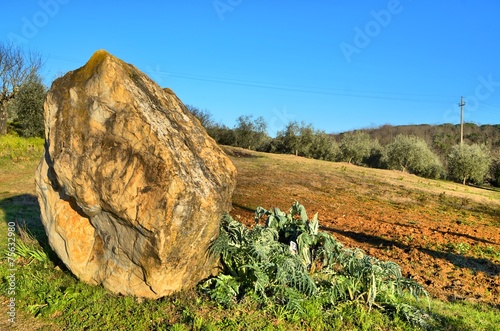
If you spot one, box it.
[433,229,499,246]
[439,195,500,222]
[322,226,500,277]
[469,183,500,193]
[0,194,64,269]
[0,194,44,241]
[222,146,264,159]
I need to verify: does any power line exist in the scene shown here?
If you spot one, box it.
[45,54,456,103]
[148,69,456,99]
[481,102,500,111]
[479,106,500,115]
[165,73,455,104]
[45,54,493,108]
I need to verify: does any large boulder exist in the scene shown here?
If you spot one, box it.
[35,50,237,298]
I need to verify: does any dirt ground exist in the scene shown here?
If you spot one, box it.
[225,147,500,307]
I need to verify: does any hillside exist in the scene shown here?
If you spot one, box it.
[1,139,500,329]
[333,123,500,157]
[224,146,500,306]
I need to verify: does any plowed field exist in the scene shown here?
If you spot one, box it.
[225,146,500,306]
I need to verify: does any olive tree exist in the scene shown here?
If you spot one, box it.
[274,122,338,160]
[274,121,313,157]
[364,139,387,169]
[297,123,315,157]
[12,71,46,137]
[386,135,443,178]
[447,144,491,185]
[274,121,300,155]
[490,157,500,187]
[339,131,371,165]
[309,131,339,161]
[234,115,268,150]
[0,43,42,135]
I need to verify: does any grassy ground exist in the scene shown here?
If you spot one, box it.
[0,138,499,330]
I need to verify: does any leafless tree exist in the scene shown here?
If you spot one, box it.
[0,42,42,135]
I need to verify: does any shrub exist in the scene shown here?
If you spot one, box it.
[208,123,237,146]
[203,202,430,326]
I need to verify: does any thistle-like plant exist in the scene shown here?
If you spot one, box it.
[255,202,344,272]
[202,202,430,324]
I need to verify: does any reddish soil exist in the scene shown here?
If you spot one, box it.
[225,147,500,306]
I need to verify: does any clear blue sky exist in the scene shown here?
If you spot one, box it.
[2,0,500,135]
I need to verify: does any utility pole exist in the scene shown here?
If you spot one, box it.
[459,96,465,145]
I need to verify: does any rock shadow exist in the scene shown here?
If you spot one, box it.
[322,226,500,277]
[377,219,498,246]
[0,194,64,269]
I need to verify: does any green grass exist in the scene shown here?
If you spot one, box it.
[473,245,500,262]
[1,191,499,330]
[0,134,44,164]
[415,299,500,331]
[428,241,500,264]
[0,139,499,330]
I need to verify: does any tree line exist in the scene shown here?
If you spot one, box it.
[187,105,500,187]
[1,43,498,187]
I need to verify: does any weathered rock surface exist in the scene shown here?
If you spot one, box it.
[35,50,237,298]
